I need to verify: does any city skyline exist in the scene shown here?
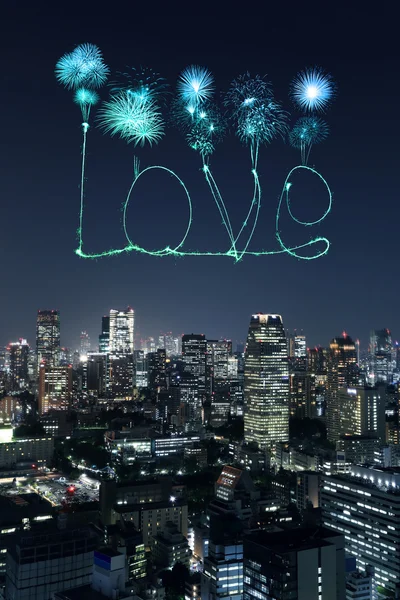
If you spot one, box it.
[3,308,400,355]
[1,6,399,358]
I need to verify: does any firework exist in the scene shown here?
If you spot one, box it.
[109,66,169,103]
[74,88,99,121]
[55,48,334,262]
[55,43,109,90]
[290,67,335,112]
[98,92,164,146]
[177,65,214,105]
[225,72,272,115]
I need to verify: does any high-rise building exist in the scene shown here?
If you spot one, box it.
[243,527,345,600]
[133,350,148,389]
[84,352,109,397]
[207,339,232,393]
[244,314,289,449]
[80,330,90,356]
[148,349,167,392]
[8,339,29,391]
[109,308,134,353]
[5,523,99,600]
[158,333,180,357]
[202,466,256,600]
[326,334,358,442]
[308,346,327,377]
[289,371,316,418]
[288,332,307,370]
[369,328,393,384]
[99,315,110,353]
[180,372,201,426]
[38,364,72,414]
[109,354,134,399]
[36,310,60,368]
[321,466,400,597]
[182,334,207,398]
[329,386,386,443]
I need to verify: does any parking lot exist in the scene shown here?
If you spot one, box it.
[0,473,100,507]
[34,474,100,506]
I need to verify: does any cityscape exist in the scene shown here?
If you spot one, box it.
[0,307,399,599]
[2,3,399,600]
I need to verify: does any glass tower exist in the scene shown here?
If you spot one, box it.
[109,308,134,353]
[244,314,289,449]
[36,310,60,368]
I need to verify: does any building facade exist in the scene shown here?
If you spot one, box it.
[38,364,72,414]
[244,314,289,449]
[36,310,60,368]
[321,467,400,597]
[109,308,134,353]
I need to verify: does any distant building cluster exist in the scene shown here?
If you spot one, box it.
[2,310,400,598]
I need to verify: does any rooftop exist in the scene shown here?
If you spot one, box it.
[0,493,53,523]
[245,527,342,554]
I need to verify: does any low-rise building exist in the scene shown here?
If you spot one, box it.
[152,521,191,569]
[0,435,54,468]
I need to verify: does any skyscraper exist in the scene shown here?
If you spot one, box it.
[369,328,393,384]
[158,333,180,356]
[133,350,148,389]
[326,334,358,442]
[288,331,307,370]
[38,364,72,414]
[244,314,289,449]
[109,308,134,353]
[80,331,90,356]
[330,385,386,443]
[206,339,232,393]
[147,349,167,392]
[99,315,110,353]
[8,339,29,391]
[182,334,207,398]
[36,310,60,368]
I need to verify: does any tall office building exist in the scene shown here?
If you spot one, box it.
[8,339,29,391]
[369,328,393,384]
[109,354,134,399]
[80,331,90,356]
[288,332,307,370]
[158,333,180,357]
[321,466,400,597]
[308,346,327,377]
[84,353,109,397]
[38,364,72,414]
[133,350,148,389]
[180,372,201,426]
[289,371,316,418]
[99,315,110,353]
[326,334,358,443]
[243,527,345,600]
[330,386,386,443]
[36,310,60,368]
[182,334,207,398]
[207,339,232,393]
[202,466,255,600]
[148,349,167,392]
[244,314,289,449]
[109,308,134,353]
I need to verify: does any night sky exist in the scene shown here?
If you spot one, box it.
[1,5,398,351]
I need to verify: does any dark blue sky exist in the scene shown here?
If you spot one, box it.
[1,4,398,351]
